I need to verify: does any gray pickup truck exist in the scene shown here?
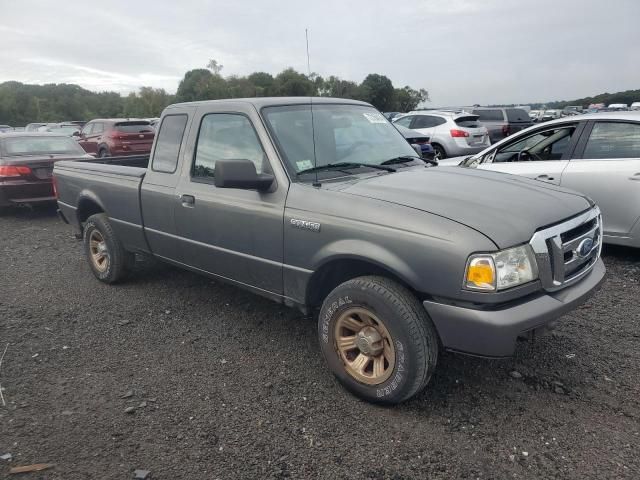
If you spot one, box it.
[54,97,605,404]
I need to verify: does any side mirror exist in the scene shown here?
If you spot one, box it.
[213,159,274,192]
[72,131,81,137]
[411,143,423,157]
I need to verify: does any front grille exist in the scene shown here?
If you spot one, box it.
[530,207,602,292]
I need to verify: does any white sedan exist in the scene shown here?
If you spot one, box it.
[438,112,640,248]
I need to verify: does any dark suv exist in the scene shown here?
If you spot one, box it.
[471,107,532,143]
[76,119,155,157]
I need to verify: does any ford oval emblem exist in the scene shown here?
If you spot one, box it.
[577,238,594,258]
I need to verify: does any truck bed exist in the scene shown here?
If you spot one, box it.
[54,154,151,253]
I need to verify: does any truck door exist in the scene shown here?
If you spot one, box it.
[140,112,192,262]
[174,106,286,295]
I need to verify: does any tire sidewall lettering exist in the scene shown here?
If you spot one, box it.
[321,295,352,344]
[376,340,405,398]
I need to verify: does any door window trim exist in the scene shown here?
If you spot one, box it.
[190,111,271,185]
[484,121,584,164]
[572,120,640,160]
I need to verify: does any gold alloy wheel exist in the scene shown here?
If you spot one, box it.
[89,230,109,273]
[334,307,396,385]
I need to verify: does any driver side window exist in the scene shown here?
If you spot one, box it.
[492,125,577,163]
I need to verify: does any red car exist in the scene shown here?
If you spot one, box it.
[75,119,155,157]
[0,132,91,207]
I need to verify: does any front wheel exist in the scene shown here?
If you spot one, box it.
[318,276,439,404]
[83,213,130,283]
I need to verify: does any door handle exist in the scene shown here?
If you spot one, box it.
[536,174,554,181]
[180,194,195,206]
[629,173,640,181]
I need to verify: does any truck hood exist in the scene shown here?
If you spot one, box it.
[341,166,592,248]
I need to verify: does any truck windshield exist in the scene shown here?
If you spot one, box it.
[262,104,417,177]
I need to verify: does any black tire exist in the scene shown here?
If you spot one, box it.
[98,148,109,158]
[318,276,439,404]
[432,144,447,160]
[83,213,130,283]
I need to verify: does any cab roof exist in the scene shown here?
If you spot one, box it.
[169,97,371,109]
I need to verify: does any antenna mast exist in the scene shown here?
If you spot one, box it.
[305,29,311,76]
[306,28,320,187]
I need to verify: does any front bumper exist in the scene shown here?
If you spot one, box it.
[423,258,605,357]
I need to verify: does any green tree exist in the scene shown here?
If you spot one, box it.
[320,75,361,99]
[393,86,429,111]
[206,59,224,75]
[247,72,274,96]
[359,74,395,111]
[271,68,315,96]
[175,69,215,102]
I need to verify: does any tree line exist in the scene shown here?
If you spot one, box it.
[0,66,429,126]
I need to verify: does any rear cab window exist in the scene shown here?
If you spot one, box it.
[151,115,189,173]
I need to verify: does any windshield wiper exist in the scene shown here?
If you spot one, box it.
[382,155,438,167]
[296,162,396,176]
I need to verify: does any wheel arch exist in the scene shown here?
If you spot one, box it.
[305,254,423,309]
[76,191,107,225]
[430,142,446,155]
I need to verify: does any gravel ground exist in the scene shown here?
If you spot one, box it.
[0,205,638,480]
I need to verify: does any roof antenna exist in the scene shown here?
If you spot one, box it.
[306,28,320,188]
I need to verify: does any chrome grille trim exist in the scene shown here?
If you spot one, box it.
[529,207,602,292]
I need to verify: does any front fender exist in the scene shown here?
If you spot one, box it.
[311,239,420,289]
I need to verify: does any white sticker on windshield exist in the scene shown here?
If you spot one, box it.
[296,159,314,171]
[363,112,387,124]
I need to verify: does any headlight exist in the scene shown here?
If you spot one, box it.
[464,245,538,292]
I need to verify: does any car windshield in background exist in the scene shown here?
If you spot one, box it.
[262,104,418,177]
[114,121,153,133]
[2,136,85,156]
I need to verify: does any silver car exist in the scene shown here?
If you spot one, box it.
[441,112,640,247]
[392,110,490,160]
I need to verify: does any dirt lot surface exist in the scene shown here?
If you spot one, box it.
[1,206,638,479]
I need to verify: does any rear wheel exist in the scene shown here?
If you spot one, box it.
[432,144,447,160]
[83,213,130,283]
[318,276,439,404]
[98,148,109,158]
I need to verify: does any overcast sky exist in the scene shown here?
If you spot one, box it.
[1,0,638,106]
